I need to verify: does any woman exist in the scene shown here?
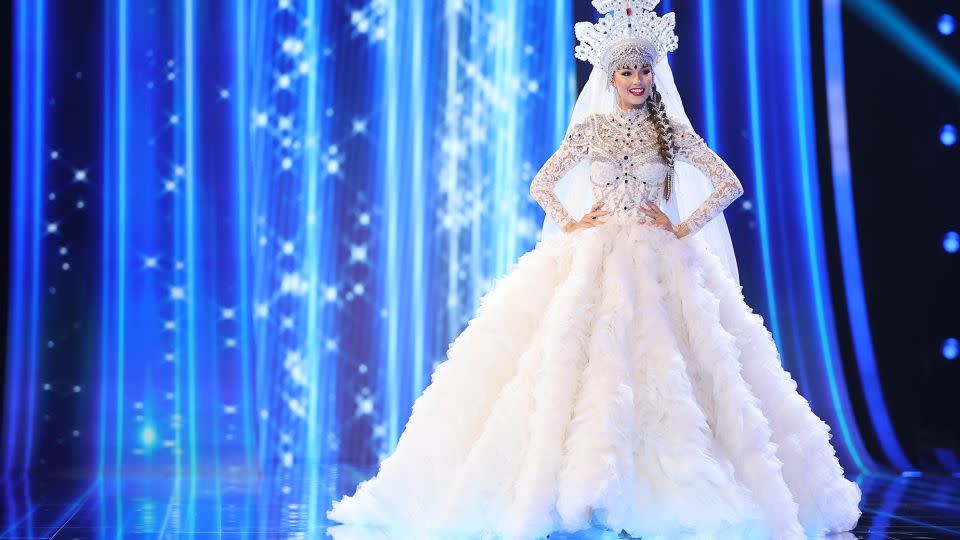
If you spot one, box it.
[327,2,862,539]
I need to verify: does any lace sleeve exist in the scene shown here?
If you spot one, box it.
[530,118,593,231]
[672,122,744,238]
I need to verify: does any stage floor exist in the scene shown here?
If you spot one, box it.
[1,468,958,539]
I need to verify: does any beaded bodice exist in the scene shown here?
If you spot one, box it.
[530,107,744,238]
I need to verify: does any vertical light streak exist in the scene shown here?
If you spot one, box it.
[504,1,520,266]
[492,0,519,272]
[303,0,330,532]
[4,0,30,478]
[97,0,116,520]
[491,2,505,271]
[24,0,47,478]
[102,0,129,534]
[233,0,256,476]
[172,3,186,481]
[822,0,911,471]
[410,0,427,400]
[873,476,906,535]
[183,0,200,494]
[552,0,572,142]
[383,0,401,450]
[248,0,273,474]
[782,278,816,401]
[468,3,483,322]
[114,0,128,492]
[443,3,462,343]
[1,483,38,537]
[789,0,868,472]
[699,0,718,147]
[744,0,781,345]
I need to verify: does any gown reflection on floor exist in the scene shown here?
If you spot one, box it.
[325,524,859,539]
[0,467,957,539]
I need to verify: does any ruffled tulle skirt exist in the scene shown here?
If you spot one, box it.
[326,219,862,540]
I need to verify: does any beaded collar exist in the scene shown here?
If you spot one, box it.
[610,104,649,128]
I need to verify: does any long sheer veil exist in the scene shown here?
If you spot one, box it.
[538,59,741,286]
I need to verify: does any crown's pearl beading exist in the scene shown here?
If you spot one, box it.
[574,0,679,74]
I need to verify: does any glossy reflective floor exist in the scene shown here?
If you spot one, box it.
[1,467,958,539]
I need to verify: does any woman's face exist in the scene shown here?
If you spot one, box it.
[611,64,653,108]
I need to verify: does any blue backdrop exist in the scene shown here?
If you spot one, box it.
[6,0,895,502]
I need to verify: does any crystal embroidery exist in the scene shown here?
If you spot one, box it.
[530,108,743,237]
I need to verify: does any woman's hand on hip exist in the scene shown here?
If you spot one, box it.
[563,202,609,233]
[638,201,678,236]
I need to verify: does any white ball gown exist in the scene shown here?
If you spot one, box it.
[326,108,862,540]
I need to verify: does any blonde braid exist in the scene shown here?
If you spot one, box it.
[647,84,676,201]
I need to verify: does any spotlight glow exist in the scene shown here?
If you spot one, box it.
[937,14,955,36]
[943,338,959,360]
[940,124,957,146]
[140,425,157,447]
[944,231,960,253]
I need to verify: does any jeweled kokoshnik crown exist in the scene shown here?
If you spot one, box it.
[574,0,679,74]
